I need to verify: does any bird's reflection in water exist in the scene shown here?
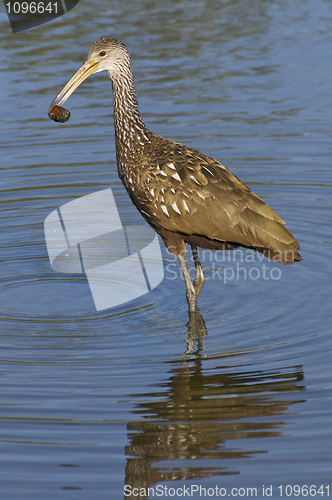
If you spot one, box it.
[124,313,305,499]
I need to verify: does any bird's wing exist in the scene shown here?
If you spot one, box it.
[138,139,299,253]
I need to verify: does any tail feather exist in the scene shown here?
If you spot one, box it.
[257,247,302,265]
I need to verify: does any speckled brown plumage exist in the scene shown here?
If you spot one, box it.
[49,37,302,312]
[120,134,300,263]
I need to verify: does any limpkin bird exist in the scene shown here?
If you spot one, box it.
[48,37,301,312]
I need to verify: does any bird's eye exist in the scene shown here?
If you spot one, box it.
[99,51,107,57]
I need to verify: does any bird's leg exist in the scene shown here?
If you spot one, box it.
[191,245,205,297]
[177,252,197,312]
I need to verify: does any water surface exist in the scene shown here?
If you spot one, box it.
[0,0,331,498]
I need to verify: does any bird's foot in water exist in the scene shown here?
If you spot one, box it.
[187,309,207,339]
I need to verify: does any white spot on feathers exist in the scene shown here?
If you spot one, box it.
[203,166,215,177]
[190,175,201,185]
[183,200,190,213]
[161,205,170,217]
[171,172,181,182]
[171,202,181,215]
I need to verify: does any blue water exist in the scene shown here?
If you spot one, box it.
[0,1,331,499]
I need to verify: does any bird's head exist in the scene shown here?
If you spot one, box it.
[87,37,130,75]
[48,37,130,116]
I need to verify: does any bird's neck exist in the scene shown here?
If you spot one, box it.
[109,68,150,168]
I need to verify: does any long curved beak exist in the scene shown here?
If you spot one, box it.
[48,60,99,114]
